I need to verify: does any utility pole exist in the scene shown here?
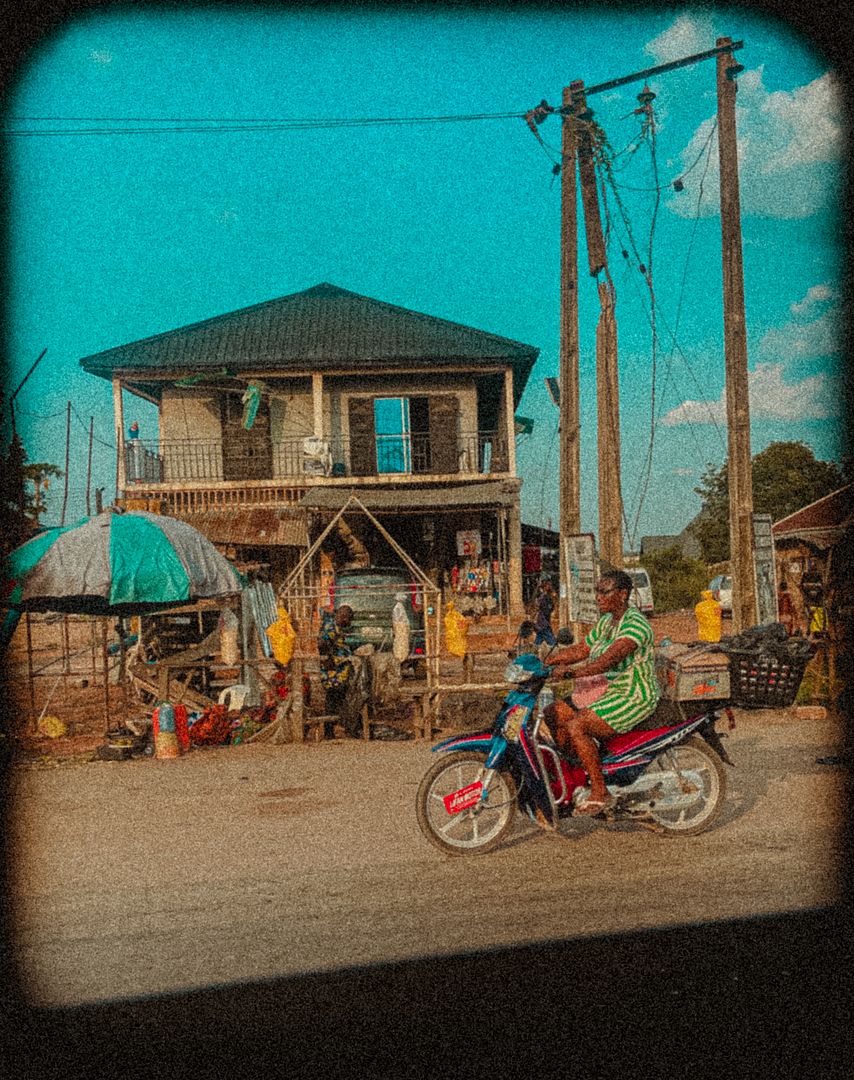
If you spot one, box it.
[558,83,581,626]
[554,40,746,617]
[574,79,623,569]
[716,36,756,631]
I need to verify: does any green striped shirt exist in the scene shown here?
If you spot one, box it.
[583,606,659,731]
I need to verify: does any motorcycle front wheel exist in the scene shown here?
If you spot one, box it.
[644,736,726,836]
[416,751,518,856]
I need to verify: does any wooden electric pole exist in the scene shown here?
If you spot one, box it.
[716,37,756,632]
[558,83,581,626]
[574,80,623,569]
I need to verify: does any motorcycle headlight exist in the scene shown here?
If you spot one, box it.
[503,661,530,683]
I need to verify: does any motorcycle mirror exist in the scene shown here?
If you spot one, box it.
[556,627,574,645]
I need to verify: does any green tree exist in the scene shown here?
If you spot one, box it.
[644,546,709,613]
[690,441,848,563]
[1,426,63,556]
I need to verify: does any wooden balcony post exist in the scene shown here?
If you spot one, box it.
[112,378,126,497]
[312,374,324,439]
[503,368,517,476]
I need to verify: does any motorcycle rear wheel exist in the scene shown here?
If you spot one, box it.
[644,736,726,836]
[416,751,517,856]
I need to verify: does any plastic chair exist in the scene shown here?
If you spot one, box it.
[218,684,250,710]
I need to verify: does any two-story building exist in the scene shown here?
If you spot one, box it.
[80,283,539,614]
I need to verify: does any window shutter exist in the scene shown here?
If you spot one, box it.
[221,394,272,480]
[348,397,376,476]
[428,395,459,475]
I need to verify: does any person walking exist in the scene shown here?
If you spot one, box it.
[534,579,556,648]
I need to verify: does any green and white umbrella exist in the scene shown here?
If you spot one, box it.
[2,508,242,617]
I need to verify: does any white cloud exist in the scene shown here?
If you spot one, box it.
[89,50,113,65]
[660,361,839,425]
[760,73,842,173]
[758,316,838,361]
[759,288,839,361]
[644,14,716,64]
[657,30,843,221]
[790,283,834,316]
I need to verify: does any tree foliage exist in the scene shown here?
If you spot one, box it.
[1,422,63,557]
[643,546,709,613]
[690,441,849,564]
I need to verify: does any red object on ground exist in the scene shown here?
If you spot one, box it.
[174,703,189,751]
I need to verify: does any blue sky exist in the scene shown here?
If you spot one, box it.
[2,5,845,547]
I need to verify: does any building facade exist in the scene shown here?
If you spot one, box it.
[80,283,539,613]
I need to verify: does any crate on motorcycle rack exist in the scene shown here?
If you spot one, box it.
[654,643,731,702]
[719,623,816,709]
[726,647,811,708]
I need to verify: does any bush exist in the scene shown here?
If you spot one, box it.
[644,546,710,613]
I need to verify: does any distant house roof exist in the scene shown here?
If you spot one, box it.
[521,523,560,548]
[79,283,539,404]
[772,484,854,548]
[639,528,701,560]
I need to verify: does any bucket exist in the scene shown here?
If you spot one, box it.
[154,730,181,759]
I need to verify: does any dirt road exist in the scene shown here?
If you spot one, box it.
[7,704,846,1008]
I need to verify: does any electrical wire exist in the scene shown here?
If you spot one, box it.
[595,104,726,548]
[4,110,527,137]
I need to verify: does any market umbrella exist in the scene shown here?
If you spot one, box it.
[2,507,243,618]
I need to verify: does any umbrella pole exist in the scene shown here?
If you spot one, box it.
[26,612,36,732]
[102,618,110,732]
[62,615,70,700]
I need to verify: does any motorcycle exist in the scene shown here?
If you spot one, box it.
[416,628,736,856]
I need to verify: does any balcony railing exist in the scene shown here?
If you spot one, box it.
[124,432,509,485]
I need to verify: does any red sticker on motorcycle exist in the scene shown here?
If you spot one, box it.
[443,781,483,814]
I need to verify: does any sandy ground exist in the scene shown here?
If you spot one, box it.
[6,701,847,1008]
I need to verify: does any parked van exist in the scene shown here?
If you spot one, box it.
[628,567,654,615]
[332,566,426,669]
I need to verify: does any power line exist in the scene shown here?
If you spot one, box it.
[4,110,527,137]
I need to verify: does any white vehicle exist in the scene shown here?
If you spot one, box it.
[628,567,654,615]
[709,575,733,614]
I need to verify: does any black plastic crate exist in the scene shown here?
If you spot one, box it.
[727,649,811,708]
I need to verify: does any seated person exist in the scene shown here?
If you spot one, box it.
[546,569,660,815]
[318,604,360,738]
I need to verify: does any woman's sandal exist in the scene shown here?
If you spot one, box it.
[575,795,616,817]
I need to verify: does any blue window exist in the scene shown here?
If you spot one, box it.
[374,398,411,473]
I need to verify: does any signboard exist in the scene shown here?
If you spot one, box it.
[456,529,482,557]
[564,534,598,624]
[752,513,778,626]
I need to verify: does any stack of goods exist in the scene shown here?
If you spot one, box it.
[187,704,233,747]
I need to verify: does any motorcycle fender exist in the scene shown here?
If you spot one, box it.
[431,731,508,770]
[431,730,493,754]
[699,725,735,767]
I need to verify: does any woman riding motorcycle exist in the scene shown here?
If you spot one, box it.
[546,568,660,815]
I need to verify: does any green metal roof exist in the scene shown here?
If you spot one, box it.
[79,283,539,399]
